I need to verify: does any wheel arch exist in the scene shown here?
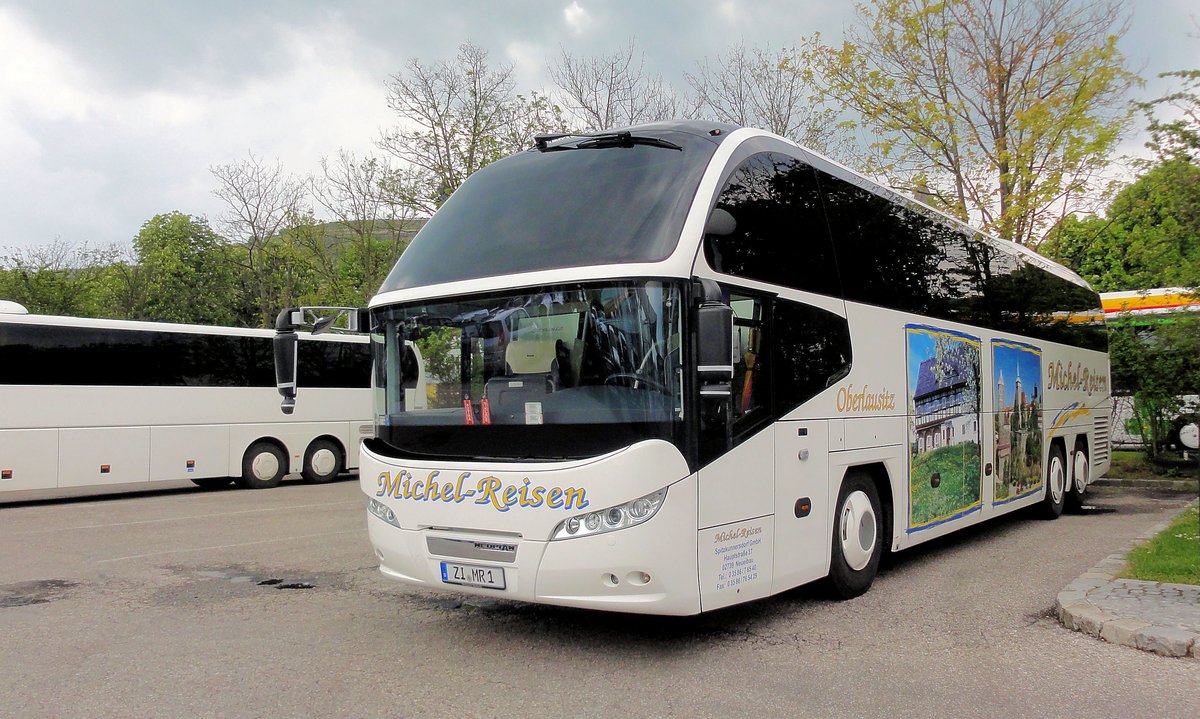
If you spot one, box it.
[241,435,289,470]
[307,433,347,458]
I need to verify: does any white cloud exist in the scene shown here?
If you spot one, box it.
[563,2,591,35]
[0,8,393,249]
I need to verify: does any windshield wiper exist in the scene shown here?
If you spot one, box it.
[535,131,682,152]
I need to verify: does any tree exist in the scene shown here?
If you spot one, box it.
[378,42,531,213]
[1041,158,1200,291]
[1138,34,1200,163]
[210,152,306,326]
[549,39,678,131]
[132,212,238,325]
[685,43,850,157]
[0,240,115,316]
[816,0,1138,245]
[310,150,420,304]
[1108,315,1200,457]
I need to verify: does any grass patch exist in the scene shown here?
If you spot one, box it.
[1122,503,1200,585]
[1110,450,1200,480]
[1110,450,1155,479]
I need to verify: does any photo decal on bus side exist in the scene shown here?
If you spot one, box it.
[905,325,982,533]
[992,340,1043,505]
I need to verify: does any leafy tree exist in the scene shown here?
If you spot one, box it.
[309,150,420,303]
[1107,315,1200,457]
[210,152,306,326]
[1139,67,1200,161]
[1041,158,1200,291]
[0,240,115,316]
[815,0,1138,245]
[132,212,238,325]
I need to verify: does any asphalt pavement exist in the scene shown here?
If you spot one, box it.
[1,479,1197,718]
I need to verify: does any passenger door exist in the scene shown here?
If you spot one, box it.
[697,291,777,610]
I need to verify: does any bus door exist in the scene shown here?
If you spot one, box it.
[696,291,776,611]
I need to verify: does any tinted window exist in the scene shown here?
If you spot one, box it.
[298,339,371,389]
[774,299,852,412]
[0,324,370,388]
[380,130,719,291]
[816,171,1105,350]
[705,152,841,296]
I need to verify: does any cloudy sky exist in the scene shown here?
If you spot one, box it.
[2,0,1197,252]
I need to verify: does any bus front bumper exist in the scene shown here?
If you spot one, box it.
[365,476,701,616]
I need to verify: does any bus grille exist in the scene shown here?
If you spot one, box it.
[1093,415,1110,463]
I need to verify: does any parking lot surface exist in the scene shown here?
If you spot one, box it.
[1,480,1196,718]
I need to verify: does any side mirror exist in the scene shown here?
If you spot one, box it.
[705,207,736,237]
[274,308,299,415]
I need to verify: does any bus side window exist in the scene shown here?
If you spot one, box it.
[703,151,841,298]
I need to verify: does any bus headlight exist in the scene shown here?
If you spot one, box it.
[550,488,667,541]
[368,497,401,528]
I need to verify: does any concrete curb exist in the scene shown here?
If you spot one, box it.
[1055,498,1200,659]
[1090,477,1199,493]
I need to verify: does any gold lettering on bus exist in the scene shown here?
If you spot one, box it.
[835,384,897,413]
[374,470,588,513]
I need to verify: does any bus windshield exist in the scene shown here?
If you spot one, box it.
[378,129,719,291]
[371,280,686,461]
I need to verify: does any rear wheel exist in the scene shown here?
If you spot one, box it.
[301,439,344,484]
[1039,443,1066,519]
[1066,441,1090,512]
[190,477,233,490]
[237,442,286,489]
[827,471,883,599]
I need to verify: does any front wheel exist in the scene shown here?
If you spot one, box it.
[302,439,344,484]
[237,442,287,489]
[827,471,883,599]
[1039,443,1066,519]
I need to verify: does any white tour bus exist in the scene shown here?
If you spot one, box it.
[0,304,373,501]
[278,122,1110,615]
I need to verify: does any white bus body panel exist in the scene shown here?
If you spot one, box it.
[151,425,230,480]
[0,429,59,491]
[59,427,150,487]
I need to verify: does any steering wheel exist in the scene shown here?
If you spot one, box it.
[604,372,669,393]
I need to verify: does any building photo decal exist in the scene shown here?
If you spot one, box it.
[906,325,982,533]
[991,340,1043,505]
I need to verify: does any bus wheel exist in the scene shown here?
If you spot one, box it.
[302,439,344,484]
[238,442,286,489]
[1066,442,1090,512]
[190,477,233,490]
[1039,444,1066,519]
[827,471,882,599]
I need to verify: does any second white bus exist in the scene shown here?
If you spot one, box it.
[0,305,372,501]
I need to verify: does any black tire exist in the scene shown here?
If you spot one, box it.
[237,441,287,489]
[301,439,344,484]
[190,477,233,490]
[827,471,883,599]
[1065,441,1090,512]
[1039,443,1067,519]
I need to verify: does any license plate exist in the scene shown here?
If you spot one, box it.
[440,561,506,590]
